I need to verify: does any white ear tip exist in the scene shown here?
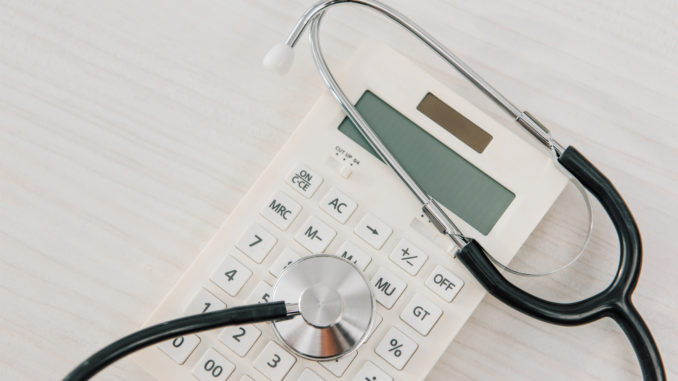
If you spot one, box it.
[263,43,294,74]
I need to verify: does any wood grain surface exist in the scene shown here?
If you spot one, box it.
[1,0,676,379]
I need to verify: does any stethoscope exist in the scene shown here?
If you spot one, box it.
[64,1,665,380]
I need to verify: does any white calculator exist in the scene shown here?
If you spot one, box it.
[135,44,568,381]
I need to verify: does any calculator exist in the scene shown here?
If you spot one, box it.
[134,44,568,381]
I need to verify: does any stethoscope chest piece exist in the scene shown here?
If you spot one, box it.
[272,255,375,360]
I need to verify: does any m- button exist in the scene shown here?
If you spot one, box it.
[294,216,336,253]
[286,164,323,198]
[425,265,464,302]
[260,191,301,231]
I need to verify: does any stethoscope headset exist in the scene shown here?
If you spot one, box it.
[64,1,666,380]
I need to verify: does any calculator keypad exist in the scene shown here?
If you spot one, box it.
[151,162,468,380]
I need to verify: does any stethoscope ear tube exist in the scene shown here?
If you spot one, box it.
[457,146,665,380]
[63,302,291,381]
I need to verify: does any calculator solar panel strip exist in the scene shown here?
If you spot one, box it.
[135,44,568,381]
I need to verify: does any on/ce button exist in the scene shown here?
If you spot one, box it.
[286,164,323,198]
[425,265,464,302]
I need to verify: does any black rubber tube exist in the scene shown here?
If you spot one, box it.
[456,147,665,380]
[63,301,289,381]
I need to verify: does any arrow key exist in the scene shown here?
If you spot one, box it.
[355,213,392,249]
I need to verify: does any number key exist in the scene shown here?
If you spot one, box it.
[184,288,225,316]
[254,341,296,381]
[235,223,277,263]
[192,347,235,381]
[297,368,324,381]
[353,361,392,381]
[319,350,357,377]
[157,335,200,365]
[246,281,273,304]
[218,324,261,357]
[210,256,252,296]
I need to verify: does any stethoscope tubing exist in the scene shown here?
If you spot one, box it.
[457,146,664,380]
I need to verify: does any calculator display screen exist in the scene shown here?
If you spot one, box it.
[338,91,514,235]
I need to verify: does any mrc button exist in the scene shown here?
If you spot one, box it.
[260,191,301,231]
[425,265,464,302]
[286,164,323,198]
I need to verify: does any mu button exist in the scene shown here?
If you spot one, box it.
[370,267,406,309]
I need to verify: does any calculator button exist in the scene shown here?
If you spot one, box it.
[192,347,235,381]
[218,324,261,357]
[286,164,323,198]
[210,256,252,297]
[425,265,464,302]
[185,288,226,316]
[294,216,336,253]
[319,350,358,377]
[375,327,418,370]
[334,241,371,271]
[254,341,296,381]
[247,281,274,304]
[260,191,302,231]
[240,376,255,381]
[269,248,301,278]
[370,267,407,309]
[236,224,277,263]
[319,187,357,223]
[389,239,428,275]
[157,335,200,365]
[367,313,383,340]
[297,368,324,381]
[353,361,393,381]
[400,293,443,335]
[354,214,392,249]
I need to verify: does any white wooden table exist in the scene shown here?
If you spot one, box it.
[1,1,676,379]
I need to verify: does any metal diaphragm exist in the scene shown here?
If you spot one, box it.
[272,255,375,360]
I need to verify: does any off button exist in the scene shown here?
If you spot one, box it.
[286,164,323,198]
[425,265,464,302]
